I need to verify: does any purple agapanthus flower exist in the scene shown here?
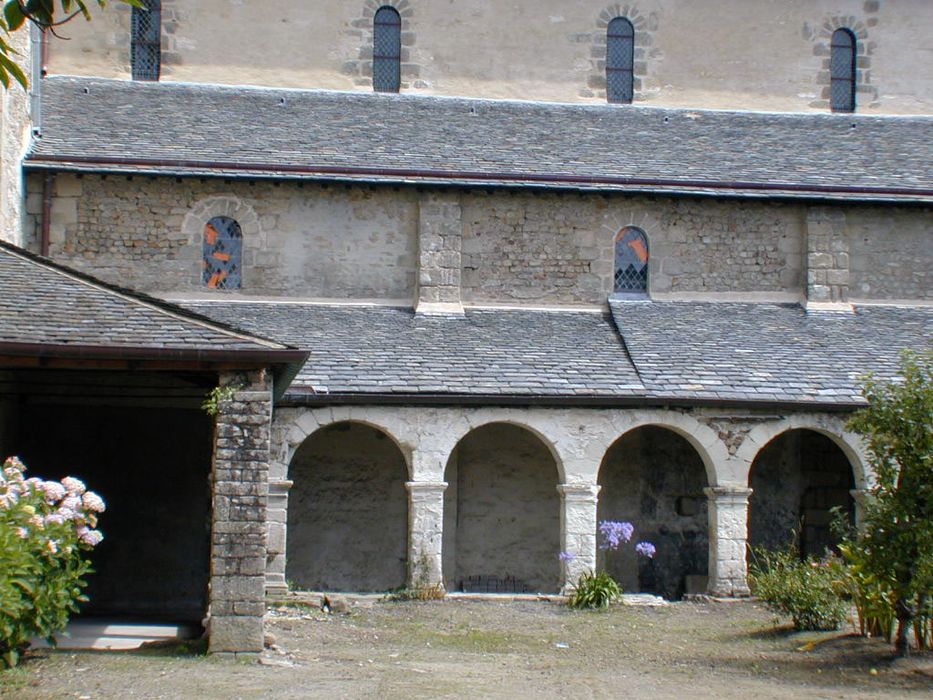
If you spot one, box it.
[558,551,577,562]
[635,541,657,559]
[598,520,634,550]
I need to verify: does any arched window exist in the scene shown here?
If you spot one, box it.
[614,226,649,294]
[373,6,401,93]
[606,17,634,104]
[202,216,242,290]
[131,0,161,81]
[830,28,856,113]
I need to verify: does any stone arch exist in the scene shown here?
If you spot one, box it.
[805,9,879,111]
[285,420,409,592]
[344,0,419,92]
[182,196,262,289]
[598,410,730,487]
[597,423,711,599]
[442,421,562,593]
[735,415,868,489]
[746,422,861,559]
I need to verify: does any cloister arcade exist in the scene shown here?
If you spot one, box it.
[270,406,869,599]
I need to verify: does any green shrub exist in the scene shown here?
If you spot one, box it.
[0,457,106,668]
[748,546,848,631]
[568,570,622,610]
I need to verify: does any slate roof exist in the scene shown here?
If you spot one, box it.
[610,300,933,404]
[180,302,644,398]
[26,77,933,202]
[0,241,295,354]
[182,299,931,406]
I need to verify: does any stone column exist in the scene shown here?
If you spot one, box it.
[416,193,463,314]
[558,484,600,593]
[406,481,447,589]
[705,485,753,597]
[264,478,292,596]
[208,369,273,655]
[850,488,871,533]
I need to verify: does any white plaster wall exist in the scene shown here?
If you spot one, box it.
[44,0,933,114]
[0,27,32,246]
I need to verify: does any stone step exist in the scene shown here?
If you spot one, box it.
[31,620,201,651]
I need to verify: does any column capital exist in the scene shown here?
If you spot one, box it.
[557,483,601,501]
[704,485,753,503]
[405,481,448,496]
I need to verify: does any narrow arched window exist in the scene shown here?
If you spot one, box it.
[606,17,634,104]
[203,216,242,290]
[830,28,856,113]
[614,227,649,294]
[373,6,401,93]
[131,0,161,81]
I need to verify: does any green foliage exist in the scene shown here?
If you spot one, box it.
[846,348,933,655]
[568,570,622,610]
[201,383,240,416]
[834,537,896,642]
[0,457,105,668]
[749,546,848,631]
[0,1,142,89]
[384,550,445,602]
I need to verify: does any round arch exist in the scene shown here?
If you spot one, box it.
[285,420,409,592]
[442,421,562,594]
[735,415,869,489]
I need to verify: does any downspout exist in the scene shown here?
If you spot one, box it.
[40,173,53,256]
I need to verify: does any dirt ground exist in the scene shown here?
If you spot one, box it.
[2,598,931,700]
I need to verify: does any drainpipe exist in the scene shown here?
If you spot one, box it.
[40,173,53,256]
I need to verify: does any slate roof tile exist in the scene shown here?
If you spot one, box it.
[26,77,933,202]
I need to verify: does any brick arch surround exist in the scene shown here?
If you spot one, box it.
[344,0,421,91]
[583,4,661,101]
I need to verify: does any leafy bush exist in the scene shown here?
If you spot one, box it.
[835,539,896,641]
[568,570,622,610]
[749,546,848,631]
[0,457,106,668]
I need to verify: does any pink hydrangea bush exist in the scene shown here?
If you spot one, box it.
[0,457,106,668]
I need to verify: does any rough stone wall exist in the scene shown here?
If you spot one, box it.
[748,429,855,558]
[417,193,463,309]
[848,206,933,301]
[42,0,933,114]
[597,426,708,600]
[443,423,561,593]
[286,422,408,592]
[209,369,273,655]
[0,27,32,246]
[42,174,417,300]
[461,191,805,305]
[806,207,851,303]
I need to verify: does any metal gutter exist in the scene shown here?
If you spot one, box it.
[0,341,308,365]
[22,154,933,203]
[278,390,863,412]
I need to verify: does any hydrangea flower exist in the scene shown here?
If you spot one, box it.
[79,530,104,547]
[82,491,105,513]
[635,541,657,559]
[62,477,86,495]
[42,481,66,503]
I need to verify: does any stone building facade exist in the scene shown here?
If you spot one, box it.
[1,0,931,653]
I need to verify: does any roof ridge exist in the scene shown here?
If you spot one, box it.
[0,240,292,350]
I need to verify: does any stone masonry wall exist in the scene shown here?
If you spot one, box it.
[209,369,273,655]
[461,191,805,304]
[30,174,930,306]
[0,27,32,247]
[40,174,418,300]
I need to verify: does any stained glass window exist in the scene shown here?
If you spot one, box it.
[614,227,649,294]
[606,17,634,104]
[131,0,161,81]
[373,6,401,93]
[202,216,242,290]
[830,29,856,113]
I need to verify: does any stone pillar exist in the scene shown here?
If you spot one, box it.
[850,488,871,533]
[705,485,753,597]
[416,192,463,314]
[264,478,292,596]
[558,484,600,593]
[208,369,273,655]
[805,207,851,307]
[406,481,447,588]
